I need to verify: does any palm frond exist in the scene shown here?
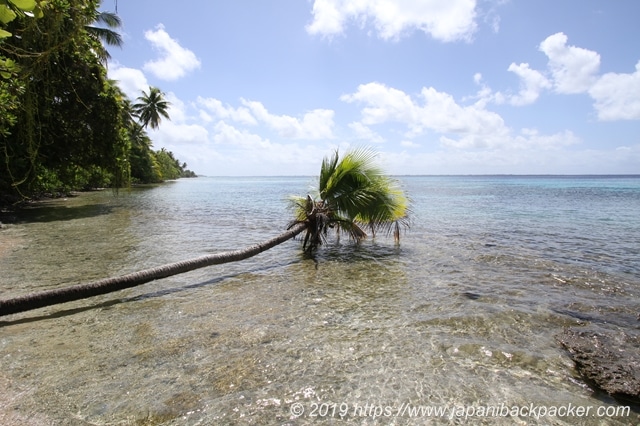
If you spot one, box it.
[322,148,408,222]
[292,147,409,252]
[133,87,171,129]
[84,11,123,64]
[94,11,122,29]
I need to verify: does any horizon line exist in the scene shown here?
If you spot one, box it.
[191,174,640,178]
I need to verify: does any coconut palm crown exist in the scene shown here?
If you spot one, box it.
[289,148,409,253]
[133,86,171,129]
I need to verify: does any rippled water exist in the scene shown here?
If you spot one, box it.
[1,176,639,425]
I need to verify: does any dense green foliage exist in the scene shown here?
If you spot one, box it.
[0,0,195,204]
[290,148,409,252]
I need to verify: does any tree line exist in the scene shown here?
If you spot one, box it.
[0,0,196,205]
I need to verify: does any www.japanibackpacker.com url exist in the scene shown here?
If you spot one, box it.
[289,401,632,421]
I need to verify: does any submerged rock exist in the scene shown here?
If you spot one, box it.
[558,327,640,404]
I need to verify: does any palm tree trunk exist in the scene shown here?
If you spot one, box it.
[0,223,306,317]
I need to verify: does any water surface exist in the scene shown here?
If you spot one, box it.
[1,176,639,425]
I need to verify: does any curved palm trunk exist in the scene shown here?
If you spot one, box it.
[0,223,306,317]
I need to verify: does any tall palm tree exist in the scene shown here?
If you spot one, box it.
[0,148,409,317]
[133,86,171,129]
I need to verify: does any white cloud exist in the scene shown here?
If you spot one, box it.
[163,92,188,123]
[534,33,640,120]
[342,82,507,141]
[438,128,579,151]
[152,121,209,146]
[539,32,600,94]
[468,73,505,107]
[213,121,271,149]
[199,110,213,124]
[382,143,640,175]
[306,0,478,42]
[241,100,335,140]
[209,121,337,175]
[146,93,340,175]
[341,83,414,125]
[143,92,210,154]
[197,97,257,126]
[306,0,344,36]
[400,140,421,148]
[342,82,581,151]
[348,122,385,143]
[588,61,640,121]
[143,24,201,81]
[108,63,149,100]
[506,62,551,106]
[512,128,580,150]
[469,33,640,122]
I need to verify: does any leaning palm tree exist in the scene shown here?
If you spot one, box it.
[289,147,409,253]
[132,86,171,129]
[0,148,409,317]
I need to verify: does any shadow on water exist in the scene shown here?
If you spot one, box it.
[0,257,307,327]
[311,240,404,264]
[1,200,116,224]
[0,240,405,327]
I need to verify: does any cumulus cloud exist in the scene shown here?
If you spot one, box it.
[213,121,271,149]
[143,24,201,81]
[341,83,414,126]
[209,121,336,175]
[467,73,504,107]
[588,61,640,120]
[506,63,551,106]
[241,100,335,140]
[470,33,639,121]
[341,82,506,142]
[146,93,209,148]
[306,0,478,42]
[152,121,209,146]
[342,82,581,151]
[108,63,149,100]
[539,32,600,94]
[197,97,258,126]
[535,32,640,120]
[348,122,385,143]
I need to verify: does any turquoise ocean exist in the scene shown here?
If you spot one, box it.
[0,175,639,424]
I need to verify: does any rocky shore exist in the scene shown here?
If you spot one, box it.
[558,327,640,404]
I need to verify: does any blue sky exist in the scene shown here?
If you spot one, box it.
[104,0,640,176]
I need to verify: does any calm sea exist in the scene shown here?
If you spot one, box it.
[0,176,639,425]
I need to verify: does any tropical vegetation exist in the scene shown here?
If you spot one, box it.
[0,0,195,205]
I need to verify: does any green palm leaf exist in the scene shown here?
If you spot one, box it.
[132,86,171,129]
[289,147,409,252]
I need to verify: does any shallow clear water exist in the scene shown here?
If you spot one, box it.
[0,176,639,425]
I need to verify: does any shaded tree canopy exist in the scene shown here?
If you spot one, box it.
[0,0,195,204]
